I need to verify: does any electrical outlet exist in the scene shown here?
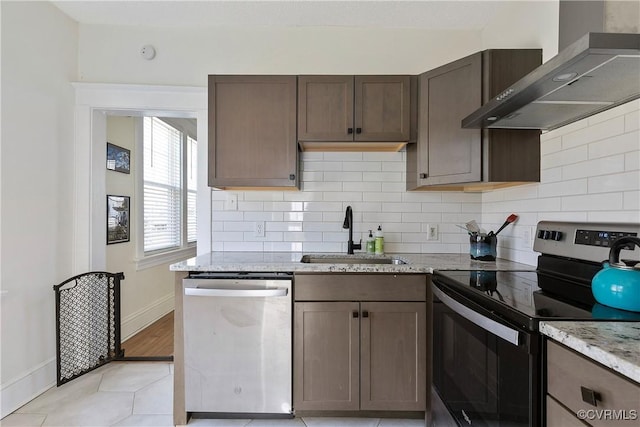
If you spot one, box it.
[255,221,265,238]
[522,226,535,249]
[225,194,238,211]
[427,224,439,241]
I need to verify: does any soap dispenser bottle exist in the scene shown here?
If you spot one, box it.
[366,230,375,253]
[375,225,384,255]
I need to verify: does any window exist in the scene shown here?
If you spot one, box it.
[142,117,197,258]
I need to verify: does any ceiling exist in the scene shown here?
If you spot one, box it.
[51,0,514,30]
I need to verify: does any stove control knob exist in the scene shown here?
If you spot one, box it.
[542,230,551,240]
[551,231,563,241]
[538,230,545,239]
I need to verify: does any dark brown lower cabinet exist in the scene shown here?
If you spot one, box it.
[294,299,426,412]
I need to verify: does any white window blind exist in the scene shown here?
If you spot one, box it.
[187,135,197,243]
[143,117,184,253]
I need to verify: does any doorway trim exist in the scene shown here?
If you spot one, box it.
[72,83,210,273]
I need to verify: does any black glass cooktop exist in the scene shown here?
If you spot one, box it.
[433,270,640,330]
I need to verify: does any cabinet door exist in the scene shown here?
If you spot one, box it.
[298,76,354,141]
[547,396,590,427]
[208,75,298,188]
[355,76,411,142]
[360,302,426,411]
[294,302,360,411]
[418,53,482,186]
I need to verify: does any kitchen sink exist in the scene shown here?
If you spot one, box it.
[300,254,407,265]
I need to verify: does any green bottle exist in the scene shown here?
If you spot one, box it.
[366,230,375,253]
[375,225,384,255]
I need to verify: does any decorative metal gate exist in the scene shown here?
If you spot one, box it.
[53,272,124,386]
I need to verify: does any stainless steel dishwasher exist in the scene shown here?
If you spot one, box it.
[183,272,292,415]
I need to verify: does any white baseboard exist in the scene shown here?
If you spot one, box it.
[1,358,56,419]
[121,293,174,341]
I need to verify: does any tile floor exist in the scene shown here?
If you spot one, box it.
[2,362,425,427]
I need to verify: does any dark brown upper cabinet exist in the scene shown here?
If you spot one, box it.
[208,75,298,189]
[298,75,412,151]
[406,49,542,192]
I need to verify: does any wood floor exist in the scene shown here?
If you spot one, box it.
[121,311,174,358]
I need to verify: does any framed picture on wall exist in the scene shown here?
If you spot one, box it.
[106,142,131,174]
[107,195,130,244]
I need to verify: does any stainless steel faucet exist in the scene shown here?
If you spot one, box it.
[342,206,362,254]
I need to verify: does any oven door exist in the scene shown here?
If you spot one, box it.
[432,280,539,427]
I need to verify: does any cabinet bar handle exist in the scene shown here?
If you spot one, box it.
[353,311,359,318]
[362,310,369,318]
[420,173,428,179]
[580,386,601,407]
[356,128,362,134]
[348,128,353,134]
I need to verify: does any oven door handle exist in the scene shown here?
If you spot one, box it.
[433,283,520,346]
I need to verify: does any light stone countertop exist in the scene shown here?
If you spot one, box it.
[540,321,640,384]
[169,251,535,273]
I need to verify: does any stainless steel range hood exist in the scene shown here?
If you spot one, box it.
[462,32,640,131]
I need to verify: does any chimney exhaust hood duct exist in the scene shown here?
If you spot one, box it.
[462,32,640,131]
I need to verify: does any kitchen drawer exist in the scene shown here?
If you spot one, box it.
[547,340,640,427]
[294,274,427,301]
[547,395,589,427]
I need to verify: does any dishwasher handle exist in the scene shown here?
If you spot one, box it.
[185,287,288,298]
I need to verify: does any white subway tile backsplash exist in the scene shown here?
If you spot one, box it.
[284,231,323,242]
[244,211,284,221]
[303,161,343,172]
[382,182,407,192]
[322,192,364,202]
[208,103,639,260]
[301,181,343,192]
[363,192,402,202]
[268,222,303,232]
[540,166,563,183]
[562,116,624,148]
[342,161,382,172]
[382,202,422,213]
[587,211,640,223]
[588,130,640,159]
[302,242,343,252]
[537,179,588,198]
[323,171,363,182]
[343,181,382,192]
[625,110,640,132]
[322,152,363,161]
[540,136,562,155]
[588,171,640,194]
[301,171,325,182]
[624,191,640,211]
[303,201,343,212]
[562,192,623,211]
[363,152,404,162]
[562,155,625,180]
[542,145,589,169]
[284,211,322,222]
[626,151,640,171]
[362,172,403,182]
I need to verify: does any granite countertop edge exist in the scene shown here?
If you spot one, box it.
[540,321,640,384]
[169,251,536,273]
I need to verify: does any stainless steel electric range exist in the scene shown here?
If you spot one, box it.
[431,221,640,427]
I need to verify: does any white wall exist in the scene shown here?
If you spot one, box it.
[482,0,560,61]
[106,116,175,341]
[0,1,78,418]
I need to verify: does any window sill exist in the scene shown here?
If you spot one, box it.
[135,246,196,271]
